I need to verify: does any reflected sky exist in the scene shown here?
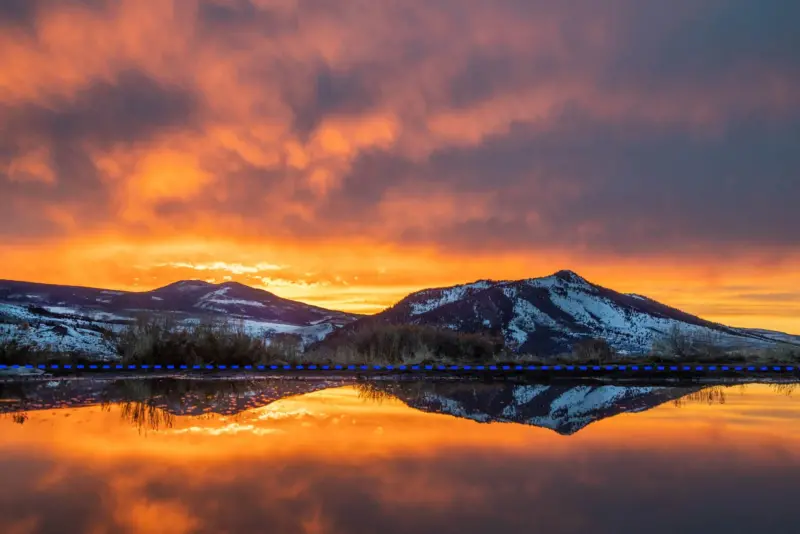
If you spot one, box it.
[0,382,799,534]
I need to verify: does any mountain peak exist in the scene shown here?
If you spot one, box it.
[550,269,589,283]
[157,279,214,291]
[156,280,260,292]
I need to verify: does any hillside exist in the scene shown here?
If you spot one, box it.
[322,270,798,356]
[0,279,361,356]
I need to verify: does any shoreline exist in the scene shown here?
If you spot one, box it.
[2,367,799,385]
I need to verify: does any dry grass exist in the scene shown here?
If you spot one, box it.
[511,347,800,366]
[99,379,272,432]
[672,386,728,407]
[310,323,503,365]
[116,315,296,366]
[571,338,614,364]
[0,335,48,366]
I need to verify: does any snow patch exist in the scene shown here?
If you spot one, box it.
[195,287,268,312]
[408,281,492,315]
[44,306,80,316]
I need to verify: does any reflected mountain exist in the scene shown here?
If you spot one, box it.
[0,378,774,434]
[0,378,346,432]
[357,382,709,435]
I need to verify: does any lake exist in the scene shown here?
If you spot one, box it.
[1,378,799,533]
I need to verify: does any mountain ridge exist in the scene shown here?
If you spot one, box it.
[0,277,359,322]
[322,269,799,356]
[1,271,798,358]
[0,277,362,356]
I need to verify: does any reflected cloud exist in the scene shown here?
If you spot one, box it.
[171,423,284,436]
[0,382,799,534]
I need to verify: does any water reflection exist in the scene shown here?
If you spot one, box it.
[0,379,797,434]
[0,378,799,534]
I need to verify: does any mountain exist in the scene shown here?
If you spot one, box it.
[379,381,703,435]
[736,328,800,345]
[2,272,797,359]
[328,270,798,356]
[0,279,360,356]
[0,379,706,435]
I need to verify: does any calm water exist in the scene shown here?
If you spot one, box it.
[1,378,799,534]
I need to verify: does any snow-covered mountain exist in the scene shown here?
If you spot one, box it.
[0,279,360,356]
[383,381,702,435]
[342,270,798,356]
[2,272,796,359]
[0,379,702,435]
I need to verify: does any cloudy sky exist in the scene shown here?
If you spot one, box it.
[0,0,798,331]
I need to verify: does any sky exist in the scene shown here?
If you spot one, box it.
[0,0,798,331]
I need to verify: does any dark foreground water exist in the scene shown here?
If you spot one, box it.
[1,378,799,534]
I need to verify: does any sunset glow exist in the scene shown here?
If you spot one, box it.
[0,0,797,331]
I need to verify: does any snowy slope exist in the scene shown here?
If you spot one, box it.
[736,328,800,345]
[0,279,361,356]
[0,303,119,357]
[408,280,494,315]
[359,270,798,356]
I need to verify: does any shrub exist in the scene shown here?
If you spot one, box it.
[652,324,695,358]
[116,315,293,366]
[0,336,42,365]
[313,323,502,365]
[758,343,800,363]
[572,338,613,364]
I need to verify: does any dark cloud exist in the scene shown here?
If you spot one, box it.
[3,69,198,149]
[447,50,567,111]
[314,108,800,254]
[0,0,36,27]
[0,142,109,239]
[605,0,800,90]
[0,0,110,29]
[196,0,293,38]
[0,69,198,237]
[287,62,381,140]
[197,0,259,25]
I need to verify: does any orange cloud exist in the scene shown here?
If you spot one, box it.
[0,0,798,331]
